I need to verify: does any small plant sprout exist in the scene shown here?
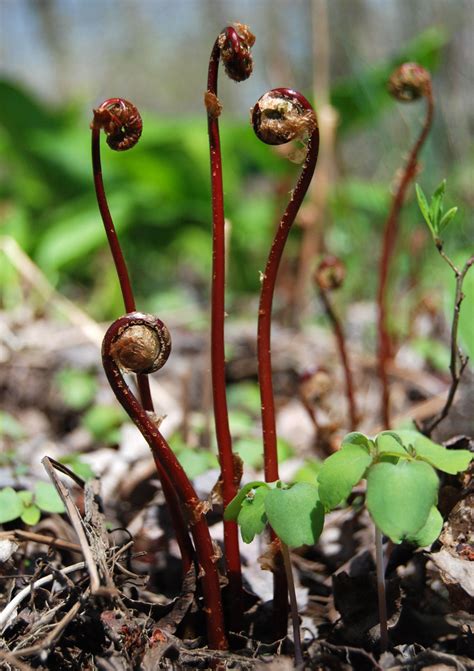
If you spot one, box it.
[314,255,358,430]
[225,480,325,665]
[415,180,474,435]
[316,429,472,651]
[205,23,255,627]
[102,312,227,650]
[251,88,319,633]
[91,99,194,575]
[377,63,434,428]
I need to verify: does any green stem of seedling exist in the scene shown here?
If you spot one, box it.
[281,542,303,667]
[375,526,388,652]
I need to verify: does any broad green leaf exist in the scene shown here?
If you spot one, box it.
[0,487,24,523]
[18,490,33,506]
[415,184,434,235]
[366,460,438,543]
[341,432,373,452]
[224,481,269,521]
[405,506,443,547]
[237,486,269,543]
[438,206,458,233]
[34,482,65,514]
[264,483,325,548]
[376,432,410,457]
[21,504,41,526]
[318,444,373,510]
[393,430,472,474]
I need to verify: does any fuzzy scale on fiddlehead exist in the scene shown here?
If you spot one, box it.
[377,63,433,427]
[102,312,227,650]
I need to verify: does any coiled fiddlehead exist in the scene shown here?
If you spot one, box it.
[377,63,433,427]
[205,23,255,628]
[102,313,227,650]
[252,88,319,636]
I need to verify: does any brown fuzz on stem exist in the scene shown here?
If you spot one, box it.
[91,98,142,151]
[217,23,254,82]
[314,255,346,291]
[252,90,317,146]
[377,63,433,427]
[109,314,171,374]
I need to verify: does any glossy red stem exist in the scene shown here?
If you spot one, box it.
[91,118,193,573]
[255,89,319,635]
[319,288,358,430]
[377,87,433,427]
[102,314,227,650]
[257,89,320,481]
[207,27,247,627]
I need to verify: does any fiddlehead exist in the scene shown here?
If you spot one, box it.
[377,63,433,427]
[91,98,142,151]
[253,88,319,636]
[102,312,227,650]
[314,256,358,430]
[205,23,255,627]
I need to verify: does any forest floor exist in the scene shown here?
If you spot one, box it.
[0,247,472,670]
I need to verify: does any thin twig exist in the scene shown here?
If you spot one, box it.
[281,543,303,666]
[0,530,81,554]
[421,253,473,436]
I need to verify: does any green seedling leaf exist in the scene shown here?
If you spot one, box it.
[430,179,446,227]
[376,432,410,458]
[21,504,41,526]
[224,481,269,521]
[393,430,472,474]
[59,455,95,481]
[318,443,373,510]
[341,432,373,452]
[82,404,125,444]
[264,483,325,548]
[177,449,218,480]
[233,437,263,469]
[405,505,443,547]
[34,482,65,514]
[366,460,438,543]
[293,459,322,484]
[438,206,458,233]
[415,184,435,235]
[237,486,269,543]
[0,411,26,440]
[55,368,98,411]
[18,490,33,506]
[0,487,24,523]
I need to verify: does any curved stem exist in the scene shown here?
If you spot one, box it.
[102,314,227,650]
[206,27,251,628]
[318,288,358,430]
[281,543,303,666]
[256,89,319,636]
[377,89,434,427]
[91,116,193,574]
[375,526,388,652]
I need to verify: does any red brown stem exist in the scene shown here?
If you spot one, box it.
[377,67,434,427]
[102,313,227,650]
[91,101,193,574]
[206,25,254,628]
[253,88,319,636]
[319,288,358,430]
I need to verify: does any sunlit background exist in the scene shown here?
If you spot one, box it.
[0,0,472,329]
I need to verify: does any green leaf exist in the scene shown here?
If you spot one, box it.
[21,504,41,526]
[0,411,26,440]
[224,481,269,521]
[416,183,436,237]
[177,449,218,480]
[376,432,410,457]
[430,179,446,230]
[341,432,373,451]
[0,487,24,523]
[18,490,33,506]
[405,506,443,547]
[34,482,65,514]
[293,459,322,484]
[317,443,373,510]
[366,460,439,543]
[438,206,458,233]
[233,437,263,469]
[264,483,325,548]
[81,405,125,444]
[55,369,98,410]
[59,455,95,481]
[392,430,472,474]
[237,486,269,543]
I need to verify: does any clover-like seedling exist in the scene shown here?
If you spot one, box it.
[317,429,471,545]
[416,179,458,248]
[225,480,325,549]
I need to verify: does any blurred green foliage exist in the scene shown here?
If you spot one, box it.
[0,26,471,356]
